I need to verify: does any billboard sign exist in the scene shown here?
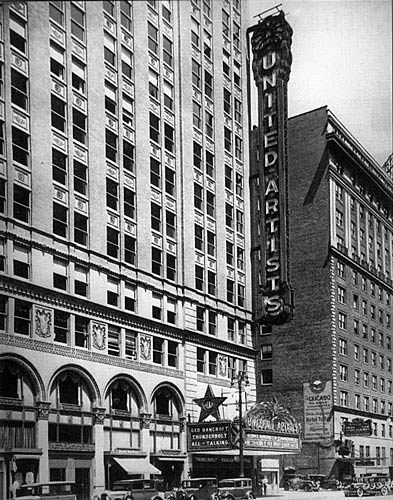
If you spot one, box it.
[343,418,372,437]
[303,380,333,442]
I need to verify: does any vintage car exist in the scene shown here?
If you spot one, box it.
[285,475,321,492]
[217,478,255,500]
[12,481,76,500]
[343,475,391,497]
[100,479,166,500]
[169,478,219,500]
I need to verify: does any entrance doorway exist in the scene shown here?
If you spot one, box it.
[75,468,90,500]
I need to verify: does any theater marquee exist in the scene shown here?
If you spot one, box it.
[251,11,294,324]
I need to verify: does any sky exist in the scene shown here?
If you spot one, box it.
[247,0,392,166]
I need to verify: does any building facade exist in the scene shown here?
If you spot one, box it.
[254,107,393,481]
[0,1,257,499]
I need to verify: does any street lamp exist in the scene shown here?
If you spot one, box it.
[231,371,249,477]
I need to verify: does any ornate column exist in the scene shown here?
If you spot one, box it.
[250,11,294,325]
[35,401,51,483]
[140,413,152,455]
[92,407,106,496]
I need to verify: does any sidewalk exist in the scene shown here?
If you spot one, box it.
[256,488,347,499]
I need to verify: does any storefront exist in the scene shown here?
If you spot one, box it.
[187,399,301,490]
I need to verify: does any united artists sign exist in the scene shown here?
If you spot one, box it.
[251,11,294,324]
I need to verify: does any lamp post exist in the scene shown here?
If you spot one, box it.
[231,371,249,478]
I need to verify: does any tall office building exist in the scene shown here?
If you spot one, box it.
[254,107,393,480]
[0,1,256,498]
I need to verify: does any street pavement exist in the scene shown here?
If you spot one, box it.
[255,488,393,499]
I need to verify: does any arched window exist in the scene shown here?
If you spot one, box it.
[0,362,19,398]
[49,370,94,445]
[104,379,142,453]
[58,372,80,405]
[153,387,180,419]
[150,386,183,454]
[108,380,140,414]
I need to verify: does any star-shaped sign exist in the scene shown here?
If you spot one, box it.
[193,385,226,422]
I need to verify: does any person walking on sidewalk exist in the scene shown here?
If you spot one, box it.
[261,476,268,496]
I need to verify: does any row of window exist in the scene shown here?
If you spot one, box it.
[339,389,393,418]
[0,290,247,345]
[338,339,392,372]
[338,312,391,348]
[196,346,247,378]
[335,174,393,229]
[339,362,392,392]
[49,1,86,43]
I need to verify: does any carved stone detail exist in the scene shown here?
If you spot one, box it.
[139,335,152,361]
[140,412,152,429]
[251,11,293,84]
[34,307,53,339]
[93,407,106,425]
[35,401,51,420]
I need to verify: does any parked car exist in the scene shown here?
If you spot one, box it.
[101,479,166,500]
[169,478,219,500]
[217,478,255,500]
[11,481,76,500]
[344,475,391,497]
[285,475,320,492]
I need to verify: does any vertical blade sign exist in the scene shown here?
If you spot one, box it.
[251,11,294,324]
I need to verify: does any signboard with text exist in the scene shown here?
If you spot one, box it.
[188,422,300,453]
[245,431,300,452]
[303,380,333,442]
[188,422,232,451]
[343,418,372,437]
[251,11,294,324]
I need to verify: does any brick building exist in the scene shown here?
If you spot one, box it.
[0,1,257,499]
[253,106,393,480]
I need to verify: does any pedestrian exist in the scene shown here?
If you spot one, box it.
[261,476,268,496]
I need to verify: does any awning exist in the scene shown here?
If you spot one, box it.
[156,457,185,462]
[113,458,160,475]
[13,454,42,460]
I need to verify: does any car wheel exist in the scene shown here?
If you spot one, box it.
[247,493,255,500]
[380,486,388,496]
[356,487,364,497]
[304,484,311,492]
[189,495,197,500]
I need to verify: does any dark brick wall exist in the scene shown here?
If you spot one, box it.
[255,107,335,474]
[258,106,333,403]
